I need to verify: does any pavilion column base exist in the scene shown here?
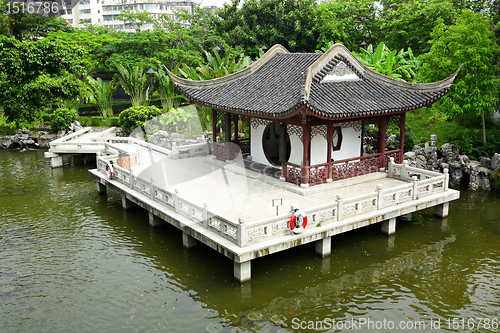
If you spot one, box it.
[121,194,135,210]
[234,261,251,282]
[315,237,331,258]
[96,180,106,194]
[435,202,449,218]
[381,217,396,235]
[182,232,197,249]
[148,212,162,227]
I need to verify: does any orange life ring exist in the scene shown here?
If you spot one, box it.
[105,161,114,179]
[290,209,307,234]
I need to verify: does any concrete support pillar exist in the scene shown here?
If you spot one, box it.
[234,260,251,282]
[96,180,106,194]
[182,232,197,249]
[440,218,448,232]
[435,202,449,218]
[121,194,135,210]
[51,155,63,168]
[315,236,331,258]
[381,217,396,235]
[148,212,162,227]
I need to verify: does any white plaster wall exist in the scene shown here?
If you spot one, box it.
[331,126,362,161]
[250,123,272,167]
[288,134,303,165]
[311,134,328,165]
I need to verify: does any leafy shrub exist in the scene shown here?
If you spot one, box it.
[119,106,162,135]
[50,108,77,131]
[0,111,16,135]
[77,116,91,127]
[90,116,102,126]
[109,117,120,127]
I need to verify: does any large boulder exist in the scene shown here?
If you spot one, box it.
[416,155,427,169]
[464,161,481,191]
[404,151,416,160]
[38,134,57,149]
[459,155,469,166]
[428,151,438,169]
[412,145,424,155]
[480,157,491,169]
[478,167,491,190]
[491,153,500,171]
[440,143,460,162]
[0,136,14,149]
[449,162,462,185]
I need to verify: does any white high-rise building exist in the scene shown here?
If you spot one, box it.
[56,0,197,30]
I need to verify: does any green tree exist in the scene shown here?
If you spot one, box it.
[0,36,85,126]
[8,12,72,40]
[106,5,223,69]
[45,30,117,74]
[113,61,148,107]
[216,0,320,56]
[86,76,119,119]
[378,0,457,54]
[117,10,155,32]
[315,0,379,52]
[420,10,499,145]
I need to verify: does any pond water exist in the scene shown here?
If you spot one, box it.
[0,149,499,333]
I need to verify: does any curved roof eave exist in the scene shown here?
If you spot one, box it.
[165,44,290,89]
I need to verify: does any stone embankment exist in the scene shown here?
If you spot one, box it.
[0,122,84,150]
[404,143,500,191]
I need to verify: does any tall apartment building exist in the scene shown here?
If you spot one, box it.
[56,0,196,30]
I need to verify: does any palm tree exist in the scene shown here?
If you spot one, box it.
[112,61,148,107]
[355,42,421,82]
[86,76,119,119]
[156,65,186,112]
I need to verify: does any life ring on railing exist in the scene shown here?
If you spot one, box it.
[105,161,114,179]
[290,209,307,234]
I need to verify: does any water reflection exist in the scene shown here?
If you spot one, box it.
[0,150,499,333]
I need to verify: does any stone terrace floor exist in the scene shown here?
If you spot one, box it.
[125,153,408,223]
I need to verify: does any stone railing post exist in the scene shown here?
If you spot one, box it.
[402,160,409,181]
[412,175,418,199]
[174,188,180,213]
[203,202,209,228]
[388,157,395,178]
[376,184,383,210]
[238,218,247,247]
[172,142,179,160]
[443,168,449,191]
[336,194,343,220]
[150,178,155,200]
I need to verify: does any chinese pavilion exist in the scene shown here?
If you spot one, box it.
[167,44,459,187]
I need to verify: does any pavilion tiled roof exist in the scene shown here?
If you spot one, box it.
[168,44,460,120]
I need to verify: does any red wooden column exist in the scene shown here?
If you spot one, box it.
[212,109,217,144]
[233,114,239,144]
[399,113,406,163]
[378,116,388,169]
[301,124,311,186]
[360,119,365,157]
[326,123,333,179]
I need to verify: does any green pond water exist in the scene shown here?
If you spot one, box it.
[0,149,499,333]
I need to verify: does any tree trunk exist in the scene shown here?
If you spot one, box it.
[482,111,486,146]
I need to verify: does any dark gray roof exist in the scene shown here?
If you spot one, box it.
[168,44,459,119]
[177,53,320,117]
